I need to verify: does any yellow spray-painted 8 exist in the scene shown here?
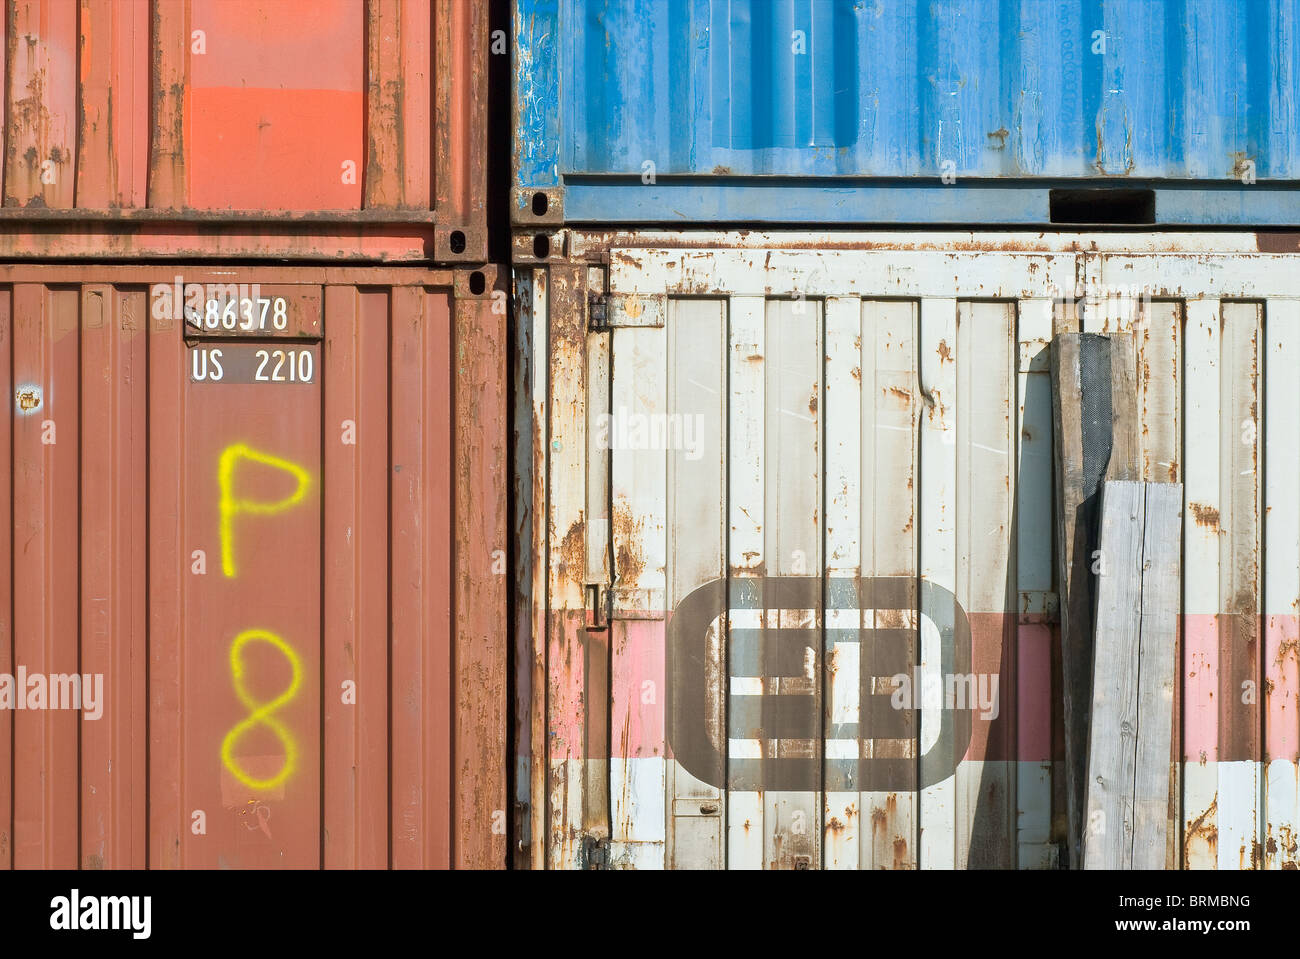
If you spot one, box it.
[221,628,303,791]
[218,442,312,578]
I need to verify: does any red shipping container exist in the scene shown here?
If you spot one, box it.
[0,264,509,868]
[0,0,488,262]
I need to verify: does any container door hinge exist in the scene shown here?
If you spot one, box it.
[581,835,610,870]
[584,583,609,631]
[587,289,609,331]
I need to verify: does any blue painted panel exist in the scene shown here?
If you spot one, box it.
[523,0,1300,183]
[562,180,1300,224]
[515,0,562,206]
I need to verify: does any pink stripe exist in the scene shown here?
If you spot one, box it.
[547,611,586,756]
[1266,614,1300,761]
[611,620,666,757]
[1017,625,1052,762]
[1183,615,1219,760]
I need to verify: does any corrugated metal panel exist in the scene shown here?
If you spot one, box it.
[513,0,1300,225]
[0,264,508,868]
[0,0,489,261]
[520,230,1300,869]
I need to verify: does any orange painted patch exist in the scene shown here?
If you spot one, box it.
[187,88,364,210]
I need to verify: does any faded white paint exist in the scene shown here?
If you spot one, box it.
[526,236,1300,870]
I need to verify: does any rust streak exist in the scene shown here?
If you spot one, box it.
[611,498,646,585]
[1184,795,1219,864]
[1189,502,1220,530]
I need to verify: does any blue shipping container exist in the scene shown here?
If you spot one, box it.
[513,0,1300,225]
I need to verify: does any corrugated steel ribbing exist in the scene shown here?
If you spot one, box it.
[1,0,489,261]
[515,230,1300,869]
[0,265,509,868]
[513,0,1300,225]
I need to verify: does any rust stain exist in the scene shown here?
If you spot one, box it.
[1188,502,1219,530]
[1184,795,1219,864]
[892,837,909,870]
[1269,824,1299,866]
[557,516,585,586]
[937,339,952,364]
[808,389,818,416]
[1244,838,1264,870]
[1275,638,1300,666]
[611,498,645,584]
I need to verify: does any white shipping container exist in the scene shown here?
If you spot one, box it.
[512,231,1300,870]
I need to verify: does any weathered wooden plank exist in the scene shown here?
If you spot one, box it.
[1105,333,1139,483]
[1083,481,1181,869]
[1088,481,1182,867]
[1050,330,1141,865]
[1132,483,1183,869]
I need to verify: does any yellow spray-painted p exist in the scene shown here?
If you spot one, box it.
[218,442,312,578]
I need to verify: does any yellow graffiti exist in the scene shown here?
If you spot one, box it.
[218,442,311,577]
[220,629,302,791]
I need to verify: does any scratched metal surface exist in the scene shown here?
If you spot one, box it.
[0,0,489,262]
[513,0,1300,223]
[0,265,509,869]
[519,230,1300,869]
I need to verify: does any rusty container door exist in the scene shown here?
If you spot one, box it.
[518,234,1081,870]
[1,0,488,262]
[0,264,508,869]
[522,230,1300,871]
